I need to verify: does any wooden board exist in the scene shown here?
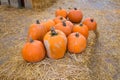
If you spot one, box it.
[10,0,21,8]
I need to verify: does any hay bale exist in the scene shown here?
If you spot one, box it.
[24,0,56,9]
[0,31,98,80]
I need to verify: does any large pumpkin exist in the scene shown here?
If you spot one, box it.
[28,20,47,41]
[83,18,97,31]
[53,16,66,24]
[22,38,45,62]
[44,27,67,59]
[72,24,89,39]
[68,32,87,54]
[68,8,83,23]
[55,7,68,18]
[55,21,72,36]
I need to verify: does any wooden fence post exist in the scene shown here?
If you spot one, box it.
[1,0,9,5]
[24,0,33,9]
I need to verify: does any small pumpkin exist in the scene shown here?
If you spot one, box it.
[68,32,87,54]
[53,16,66,24]
[83,18,97,31]
[44,27,67,59]
[55,21,72,36]
[72,24,89,38]
[55,7,68,18]
[28,20,47,41]
[68,8,83,23]
[22,38,45,62]
[43,19,55,31]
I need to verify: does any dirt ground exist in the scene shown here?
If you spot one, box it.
[0,0,120,80]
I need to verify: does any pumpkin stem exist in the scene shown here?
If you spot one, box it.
[36,20,40,24]
[75,32,79,37]
[29,38,34,43]
[74,8,77,10]
[68,7,71,9]
[60,17,63,20]
[62,21,66,26]
[80,24,83,26]
[51,27,57,36]
[91,19,94,22]
[59,7,62,9]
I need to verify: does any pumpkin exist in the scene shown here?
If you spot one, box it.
[55,21,72,36]
[55,7,68,18]
[68,8,83,23]
[22,38,45,62]
[43,19,55,31]
[53,16,66,24]
[83,18,97,31]
[28,20,47,41]
[67,32,87,54]
[44,27,67,59]
[65,20,74,30]
[72,24,89,38]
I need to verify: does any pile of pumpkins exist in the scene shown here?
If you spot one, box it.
[22,8,97,62]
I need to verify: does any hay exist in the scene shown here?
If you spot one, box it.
[32,0,56,10]
[0,5,98,79]
[0,0,120,79]
[0,32,97,80]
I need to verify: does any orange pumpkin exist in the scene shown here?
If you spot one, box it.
[68,32,87,54]
[44,27,67,59]
[55,7,68,18]
[72,24,89,38]
[68,8,83,23]
[65,20,74,30]
[43,20,55,31]
[53,16,66,24]
[22,38,45,62]
[28,20,47,41]
[83,18,97,31]
[55,21,72,36]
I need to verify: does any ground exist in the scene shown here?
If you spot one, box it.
[0,0,120,80]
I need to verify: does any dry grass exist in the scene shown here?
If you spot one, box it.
[0,0,120,79]
[0,5,98,80]
[32,0,56,10]
[0,31,97,80]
